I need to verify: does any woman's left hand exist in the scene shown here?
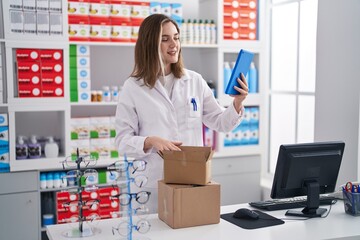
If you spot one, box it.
[231,73,249,113]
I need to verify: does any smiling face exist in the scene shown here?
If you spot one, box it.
[160,22,180,75]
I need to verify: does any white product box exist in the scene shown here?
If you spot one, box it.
[78,79,91,91]
[89,22,111,41]
[106,170,119,184]
[23,0,36,10]
[78,91,91,103]
[23,11,37,34]
[71,139,90,156]
[90,117,111,139]
[49,0,62,12]
[68,23,90,40]
[50,12,63,35]
[89,1,110,18]
[110,23,132,42]
[77,68,91,80]
[110,1,131,21]
[10,0,23,10]
[68,1,89,16]
[90,138,111,159]
[37,0,49,11]
[77,57,90,68]
[71,117,90,139]
[160,3,171,17]
[37,11,50,35]
[149,2,161,15]
[77,45,90,56]
[10,10,24,34]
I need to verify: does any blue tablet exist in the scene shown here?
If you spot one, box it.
[224,49,254,95]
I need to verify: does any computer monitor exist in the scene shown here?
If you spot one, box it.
[270,141,345,218]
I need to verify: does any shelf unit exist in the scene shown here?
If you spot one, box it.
[0,0,267,239]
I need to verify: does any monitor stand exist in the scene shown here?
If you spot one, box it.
[285,180,327,218]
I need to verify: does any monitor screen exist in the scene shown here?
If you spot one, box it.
[270,141,345,218]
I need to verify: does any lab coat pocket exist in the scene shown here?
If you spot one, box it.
[187,96,201,128]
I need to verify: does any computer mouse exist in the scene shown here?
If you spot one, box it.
[233,208,259,220]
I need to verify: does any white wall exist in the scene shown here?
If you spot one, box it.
[315,0,360,185]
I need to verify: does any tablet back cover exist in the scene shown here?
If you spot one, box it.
[225,49,254,95]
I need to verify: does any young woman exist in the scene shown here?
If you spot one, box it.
[115,14,248,213]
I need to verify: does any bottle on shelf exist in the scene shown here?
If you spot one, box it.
[193,19,199,44]
[102,86,111,102]
[111,86,119,102]
[248,62,258,93]
[180,19,187,44]
[28,135,41,159]
[46,172,54,189]
[40,173,47,189]
[205,19,211,44]
[16,136,28,160]
[187,19,194,44]
[223,62,232,93]
[53,172,61,188]
[45,136,59,158]
[210,20,217,44]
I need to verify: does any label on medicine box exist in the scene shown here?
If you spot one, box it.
[50,13,63,35]
[40,49,63,62]
[78,91,91,103]
[41,72,63,85]
[41,62,63,73]
[0,147,10,165]
[17,61,41,73]
[10,10,24,34]
[16,49,40,61]
[150,2,161,15]
[18,86,42,97]
[110,23,132,42]
[171,3,183,23]
[42,85,64,97]
[37,12,50,35]
[68,21,91,41]
[110,1,131,22]
[71,139,90,158]
[18,72,41,86]
[23,11,37,35]
[77,68,91,80]
[78,79,91,91]
[160,3,171,17]
[0,126,9,143]
[0,114,8,127]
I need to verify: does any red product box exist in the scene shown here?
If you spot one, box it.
[98,186,119,199]
[41,72,63,85]
[68,18,91,41]
[18,85,42,97]
[17,61,41,73]
[16,49,40,61]
[110,21,132,42]
[110,0,132,23]
[89,0,111,22]
[42,85,64,97]
[57,191,79,202]
[239,0,257,9]
[18,72,41,86]
[129,1,150,25]
[89,19,111,41]
[223,27,256,40]
[39,49,63,62]
[41,61,63,73]
[68,0,90,22]
[99,198,119,210]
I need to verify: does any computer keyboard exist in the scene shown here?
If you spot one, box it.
[249,195,337,211]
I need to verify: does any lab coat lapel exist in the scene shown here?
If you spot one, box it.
[154,80,175,111]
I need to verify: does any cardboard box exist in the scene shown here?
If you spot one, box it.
[158,180,220,229]
[160,146,213,185]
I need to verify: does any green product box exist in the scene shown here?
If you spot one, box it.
[70,80,78,91]
[69,44,77,56]
[69,56,78,68]
[98,169,107,184]
[70,91,78,102]
[69,68,78,81]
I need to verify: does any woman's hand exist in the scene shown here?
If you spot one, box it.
[144,136,182,152]
[231,73,249,113]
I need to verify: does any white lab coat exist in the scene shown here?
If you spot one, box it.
[115,69,243,211]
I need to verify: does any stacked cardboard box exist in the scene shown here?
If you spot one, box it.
[158,146,220,229]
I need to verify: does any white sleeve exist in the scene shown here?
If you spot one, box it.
[114,82,152,158]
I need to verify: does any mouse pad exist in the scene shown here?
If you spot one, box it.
[221,210,285,230]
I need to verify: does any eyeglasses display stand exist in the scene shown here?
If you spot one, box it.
[59,148,101,238]
[108,155,151,240]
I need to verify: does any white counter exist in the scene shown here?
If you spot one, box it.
[47,201,360,240]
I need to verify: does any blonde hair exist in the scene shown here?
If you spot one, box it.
[131,14,185,88]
